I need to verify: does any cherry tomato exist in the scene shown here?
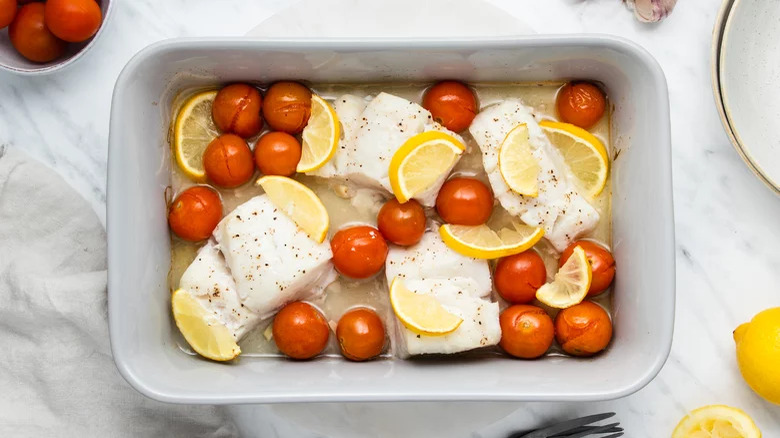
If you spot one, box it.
[9,3,66,63]
[422,81,477,132]
[254,131,302,176]
[273,301,329,360]
[555,301,613,357]
[499,305,554,359]
[331,226,388,279]
[336,307,386,361]
[376,198,426,246]
[203,134,255,188]
[435,177,493,225]
[0,0,17,29]
[167,186,223,242]
[263,81,312,134]
[556,82,606,130]
[44,0,102,43]
[560,240,615,296]
[494,250,548,304]
[212,84,264,138]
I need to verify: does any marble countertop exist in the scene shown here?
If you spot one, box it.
[2,0,779,436]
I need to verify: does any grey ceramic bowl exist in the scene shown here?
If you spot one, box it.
[0,0,113,75]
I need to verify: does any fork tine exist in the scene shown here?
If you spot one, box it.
[600,434,624,438]
[549,425,623,437]
[512,413,616,438]
[564,423,621,438]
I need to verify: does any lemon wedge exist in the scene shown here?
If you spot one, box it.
[540,120,609,198]
[499,124,540,197]
[673,405,761,438]
[389,131,466,203]
[173,90,219,181]
[389,277,463,336]
[171,289,240,362]
[535,246,591,308]
[298,95,340,173]
[439,221,544,260]
[256,175,329,243]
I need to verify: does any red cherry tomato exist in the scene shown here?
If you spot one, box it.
[273,301,329,360]
[554,301,613,357]
[331,226,388,279]
[9,3,66,63]
[167,186,223,242]
[435,177,493,225]
[556,82,606,130]
[44,0,102,43]
[559,240,615,296]
[254,131,302,176]
[499,305,554,359]
[422,81,477,132]
[336,307,386,361]
[203,134,255,188]
[212,84,264,138]
[263,82,312,134]
[0,0,17,29]
[494,250,547,304]
[376,198,426,246]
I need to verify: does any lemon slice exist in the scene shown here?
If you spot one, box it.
[389,131,466,203]
[673,405,761,438]
[256,175,329,243]
[439,221,544,260]
[389,277,463,336]
[540,120,609,198]
[171,289,240,362]
[535,246,591,308]
[298,95,340,173]
[174,90,219,181]
[499,124,540,197]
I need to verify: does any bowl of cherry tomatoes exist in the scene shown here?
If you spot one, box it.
[0,0,112,75]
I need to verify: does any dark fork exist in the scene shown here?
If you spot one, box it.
[508,413,623,438]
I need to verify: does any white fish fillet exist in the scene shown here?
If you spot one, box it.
[178,242,261,340]
[308,94,368,179]
[469,99,599,252]
[213,195,337,319]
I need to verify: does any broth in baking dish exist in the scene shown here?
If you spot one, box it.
[167,80,613,361]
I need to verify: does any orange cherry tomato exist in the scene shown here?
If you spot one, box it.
[167,186,223,242]
[435,177,493,225]
[376,198,426,246]
[556,82,606,130]
[555,301,613,357]
[254,131,302,176]
[494,250,547,304]
[212,84,264,138]
[331,226,388,279]
[560,240,615,296]
[203,134,255,188]
[336,307,386,361]
[499,305,554,359]
[273,301,329,360]
[262,82,312,134]
[44,0,102,43]
[9,3,66,63]
[422,81,477,132]
[0,0,17,29]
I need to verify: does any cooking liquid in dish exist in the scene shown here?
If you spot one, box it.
[168,82,612,359]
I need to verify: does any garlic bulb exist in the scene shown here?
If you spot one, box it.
[624,0,677,22]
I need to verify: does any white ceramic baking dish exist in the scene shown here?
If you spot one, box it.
[107,36,674,404]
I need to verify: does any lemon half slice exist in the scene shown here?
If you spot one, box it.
[389,277,463,336]
[298,95,340,173]
[535,246,591,308]
[171,289,240,362]
[174,90,219,181]
[389,131,465,203]
[499,124,540,197]
[256,175,329,243]
[673,405,761,438]
[540,120,608,198]
[439,221,544,260]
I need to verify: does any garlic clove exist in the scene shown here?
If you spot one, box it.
[624,0,677,22]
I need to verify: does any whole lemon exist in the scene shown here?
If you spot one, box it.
[734,307,780,405]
